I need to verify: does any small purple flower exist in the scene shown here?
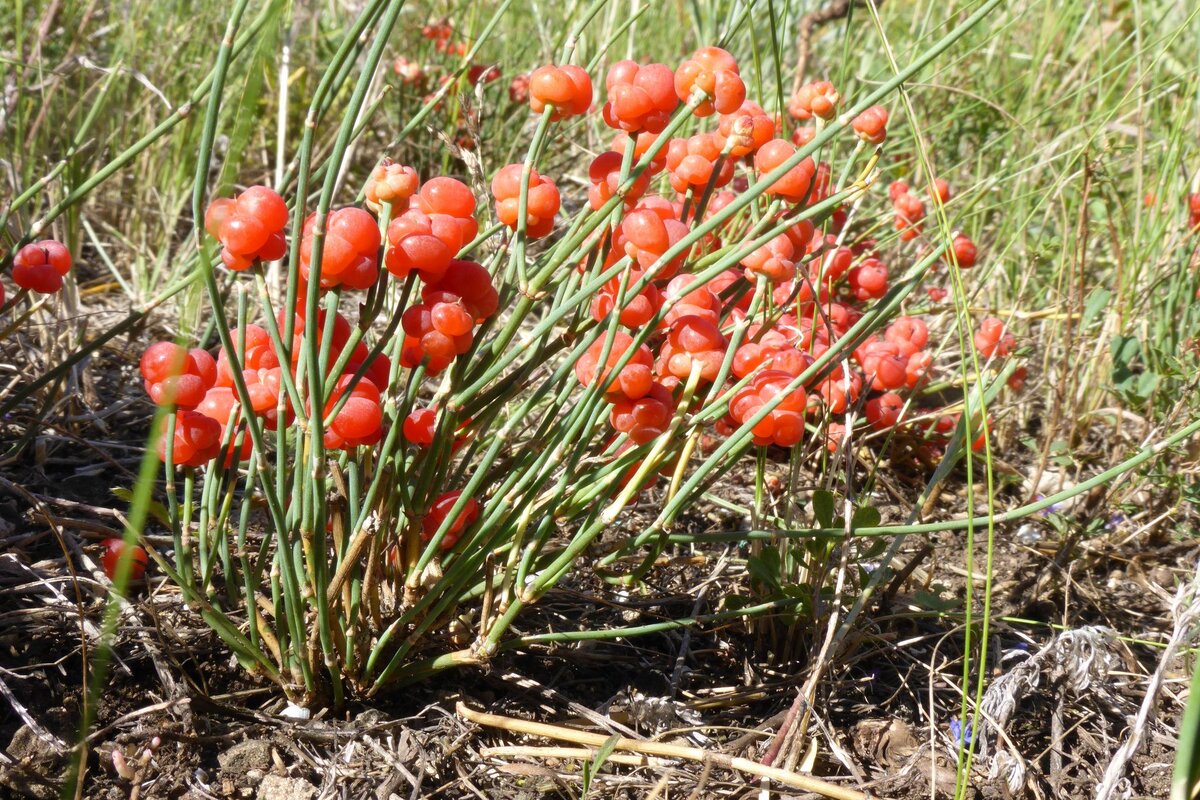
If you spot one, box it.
[949,718,973,745]
[1105,513,1126,532]
[1033,494,1066,517]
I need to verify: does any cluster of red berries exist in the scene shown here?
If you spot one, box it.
[384,176,497,375]
[140,303,397,461]
[974,317,1016,359]
[10,239,73,295]
[535,57,1019,482]
[205,186,289,272]
[401,259,499,374]
[889,180,927,241]
[147,45,1028,566]
[394,51,498,97]
[788,81,840,121]
[529,64,593,120]
[420,20,478,58]
[299,207,381,290]
[491,165,561,238]
[422,490,481,549]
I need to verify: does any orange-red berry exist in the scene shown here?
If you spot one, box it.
[674,47,745,117]
[101,538,148,582]
[529,64,592,120]
[12,240,72,294]
[788,81,839,121]
[602,61,677,133]
[852,106,889,144]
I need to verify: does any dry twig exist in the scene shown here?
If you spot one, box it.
[457,702,875,800]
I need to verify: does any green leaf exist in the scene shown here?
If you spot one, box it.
[722,594,753,611]
[851,505,882,530]
[912,590,962,612]
[1172,662,1200,800]
[862,538,889,559]
[1137,371,1160,400]
[1082,288,1112,327]
[812,490,836,528]
[112,487,171,528]
[582,733,622,797]
[747,550,781,591]
[1111,335,1142,388]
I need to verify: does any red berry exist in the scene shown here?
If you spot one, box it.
[674,47,745,117]
[754,139,816,204]
[609,382,674,444]
[100,538,148,582]
[403,405,471,450]
[974,317,1015,358]
[400,305,473,375]
[865,392,905,431]
[158,410,223,466]
[197,386,239,426]
[575,332,655,401]
[888,181,911,202]
[141,342,217,409]
[741,233,796,284]
[220,214,270,257]
[663,274,721,326]
[792,126,816,148]
[816,364,863,414]
[731,328,812,379]
[385,210,462,280]
[590,269,662,329]
[665,133,733,194]
[716,101,775,157]
[300,207,380,289]
[788,81,839,121]
[236,186,289,232]
[884,316,929,357]
[422,490,481,549]
[366,160,419,209]
[729,370,807,447]
[417,177,478,220]
[421,260,499,321]
[602,61,677,133]
[855,339,908,391]
[529,64,592,120]
[614,207,689,278]
[12,240,72,294]
[508,74,530,104]
[323,376,383,449]
[852,106,889,144]
[930,178,952,204]
[847,258,889,301]
[491,164,560,238]
[587,151,650,211]
[658,315,726,383]
[892,191,925,240]
[611,131,667,175]
[949,234,977,268]
[906,351,933,390]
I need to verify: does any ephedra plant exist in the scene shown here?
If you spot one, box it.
[119,0,1010,706]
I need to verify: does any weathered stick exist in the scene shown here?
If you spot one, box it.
[457,702,875,800]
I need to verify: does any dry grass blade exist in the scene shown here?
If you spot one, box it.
[456,702,875,800]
